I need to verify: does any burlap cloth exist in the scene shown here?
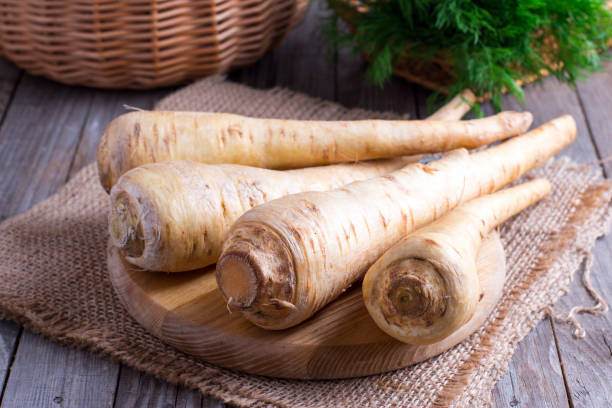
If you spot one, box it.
[1,76,611,407]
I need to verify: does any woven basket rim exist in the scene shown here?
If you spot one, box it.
[0,0,310,89]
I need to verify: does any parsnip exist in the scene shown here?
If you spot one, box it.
[97,110,532,192]
[426,90,477,121]
[109,157,415,272]
[363,179,551,345]
[108,94,474,272]
[216,115,576,330]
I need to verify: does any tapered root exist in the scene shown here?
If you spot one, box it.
[97,110,533,192]
[363,236,479,345]
[427,90,477,121]
[363,178,552,345]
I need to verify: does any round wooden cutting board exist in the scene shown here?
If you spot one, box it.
[108,231,506,379]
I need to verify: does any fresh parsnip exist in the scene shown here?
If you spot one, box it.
[363,179,551,345]
[97,110,532,191]
[426,90,477,121]
[109,157,416,272]
[107,94,475,272]
[216,115,576,330]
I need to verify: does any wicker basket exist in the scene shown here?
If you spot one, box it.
[0,0,309,89]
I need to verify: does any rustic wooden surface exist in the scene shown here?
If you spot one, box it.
[0,1,611,406]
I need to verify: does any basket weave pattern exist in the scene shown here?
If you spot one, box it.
[0,0,308,89]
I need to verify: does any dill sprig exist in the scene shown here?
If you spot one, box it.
[326,0,612,110]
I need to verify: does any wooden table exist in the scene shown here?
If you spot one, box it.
[1,3,611,407]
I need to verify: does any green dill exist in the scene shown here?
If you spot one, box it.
[325,0,612,110]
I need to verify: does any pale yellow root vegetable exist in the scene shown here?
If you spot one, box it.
[363,178,551,345]
[109,157,416,272]
[97,109,532,192]
[426,90,477,121]
[216,115,576,330]
[107,95,472,272]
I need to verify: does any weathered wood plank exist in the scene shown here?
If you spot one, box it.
[550,236,612,408]
[1,332,119,408]
[0,322,19,401]
[3,85,177,407]
[113,367,225,408]
[113,366,179,408]
[498,79,598,160]
[201,396,226,408]
[0,58,20,119]
[0,75,93,220]
[175,386,226,408]
[174,387,203,408]
[0,74,120,408]
[0,73,98,405]
[491,319,569,408]
[489,77,601,407]
[68,88,171,179]
[0,57,23,402]
[548,66,612,407]
[576,61,612,176]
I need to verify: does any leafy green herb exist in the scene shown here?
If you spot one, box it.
[326,0,612,110]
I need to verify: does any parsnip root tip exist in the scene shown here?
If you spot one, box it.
[269,299,297,311]
[364,178,552,345]
[226,297,234,314]
[516,111,533,132]
[123,104,146,112]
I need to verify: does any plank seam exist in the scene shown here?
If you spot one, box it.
[64,96,96,182]
[0,328,23,405]
[174,380,180,408]
[604,333,612,357]
[507,362,520,407]
[575,87,608,178]
[111,365,123,408]
[0,70,23,132]
[550,316,576,408]
[0,69,25,406]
